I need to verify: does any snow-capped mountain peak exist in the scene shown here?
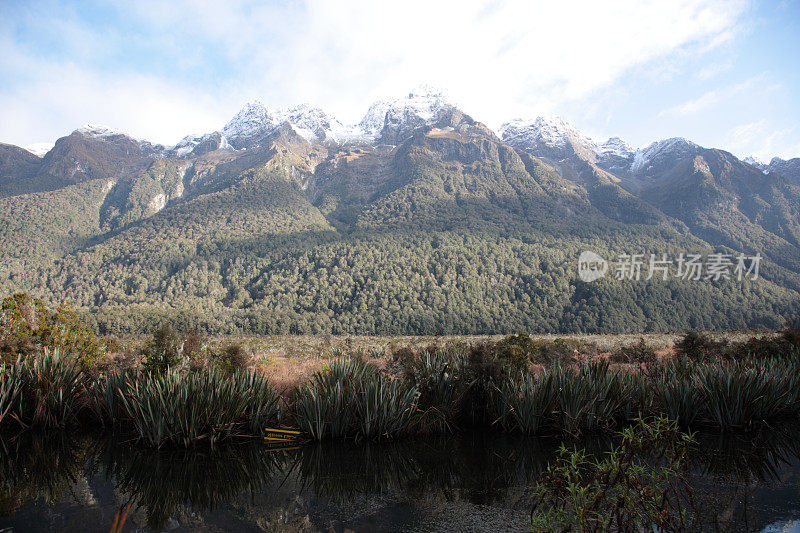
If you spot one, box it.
[75,124,130,139]
[72,124,164,152]
[272,104,350,143]
[357,85,454,143]
[499,116,597,158]
[24,142,54,157]
[630,137,698,174]
[743,156,768,172]
[221,101,274,145]
[597,137,634,159]
[220,101,353,148]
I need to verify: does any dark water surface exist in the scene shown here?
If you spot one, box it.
[1,428,800,532]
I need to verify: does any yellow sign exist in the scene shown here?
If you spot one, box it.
[264,428,302,442]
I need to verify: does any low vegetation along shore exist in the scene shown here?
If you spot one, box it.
[2,293,800,449]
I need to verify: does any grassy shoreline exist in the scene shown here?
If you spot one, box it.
[2,332,800,448]
[3,293,799,448]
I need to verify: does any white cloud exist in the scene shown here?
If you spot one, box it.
[696,58,734,80]
[726,120,800,161]
[658,74,766,117]
[0,60,232,146]
[0,0,751,146]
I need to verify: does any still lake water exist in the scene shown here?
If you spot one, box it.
[1,428,800,532]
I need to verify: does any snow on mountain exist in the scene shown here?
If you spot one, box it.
[170,132,232,157]
[74,124,145,140]
[273,104,352,144]
[499,116,598,159]
[766,157,800,184]
[630,137,698,174]
[23,142,54,157]
[356,85,455,143]
[597,137,634,159]
[71,124,166,156]
[743,156,769,173]
[220,101,353,148]
[743,155,765,167]
[221,101,274,148]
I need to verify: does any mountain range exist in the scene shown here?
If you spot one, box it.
[1,86,798,334]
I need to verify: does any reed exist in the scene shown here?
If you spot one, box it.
[497,371,557,434]
[696,358,800,430]
[113,368,281,447]
[401,348,467,432]
[0,358,22,426]
[16,348,84,429]
[551,361,628,437]
[293,357,418,440]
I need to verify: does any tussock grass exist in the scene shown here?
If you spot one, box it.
[2,327,800,446]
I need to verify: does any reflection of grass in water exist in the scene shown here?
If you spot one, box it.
[3,425,800,530]
[693,423,800,482]
[290,432,576,505]
[97,439,293,529]
[0,431,91,516]
[685,424,800,531]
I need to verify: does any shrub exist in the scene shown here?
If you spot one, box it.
[529,338,593,366]
[531,417,696,532]
[45,300,107,368]
[0,293,47,348]
[494,334,537,369]
[674,330,728,362]
[782,318,800,348]
[141,324,183,374]
[733,335,791,360]
[182,331,207,360]
[0,294,108,368]
[610,338,657,365]
[214,343,251,374]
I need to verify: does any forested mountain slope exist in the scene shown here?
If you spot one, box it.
[1,88,798,333]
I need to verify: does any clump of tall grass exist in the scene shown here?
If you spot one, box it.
[497,361,628,437]
[497,371,557,434]
[111,368,282,448]
[551,361,628,437]
[396,345,468,433]
[696,358,800,430]
[294,357,418,441]
[648,358,703,428]
[355,375,419,439]
[0,359,23,427]
[9,348,84,429]
[395,340,527,429]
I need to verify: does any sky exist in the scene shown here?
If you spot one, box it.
[1,0,799,161]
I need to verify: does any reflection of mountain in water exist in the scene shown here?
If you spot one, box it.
[1,428,800,531]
